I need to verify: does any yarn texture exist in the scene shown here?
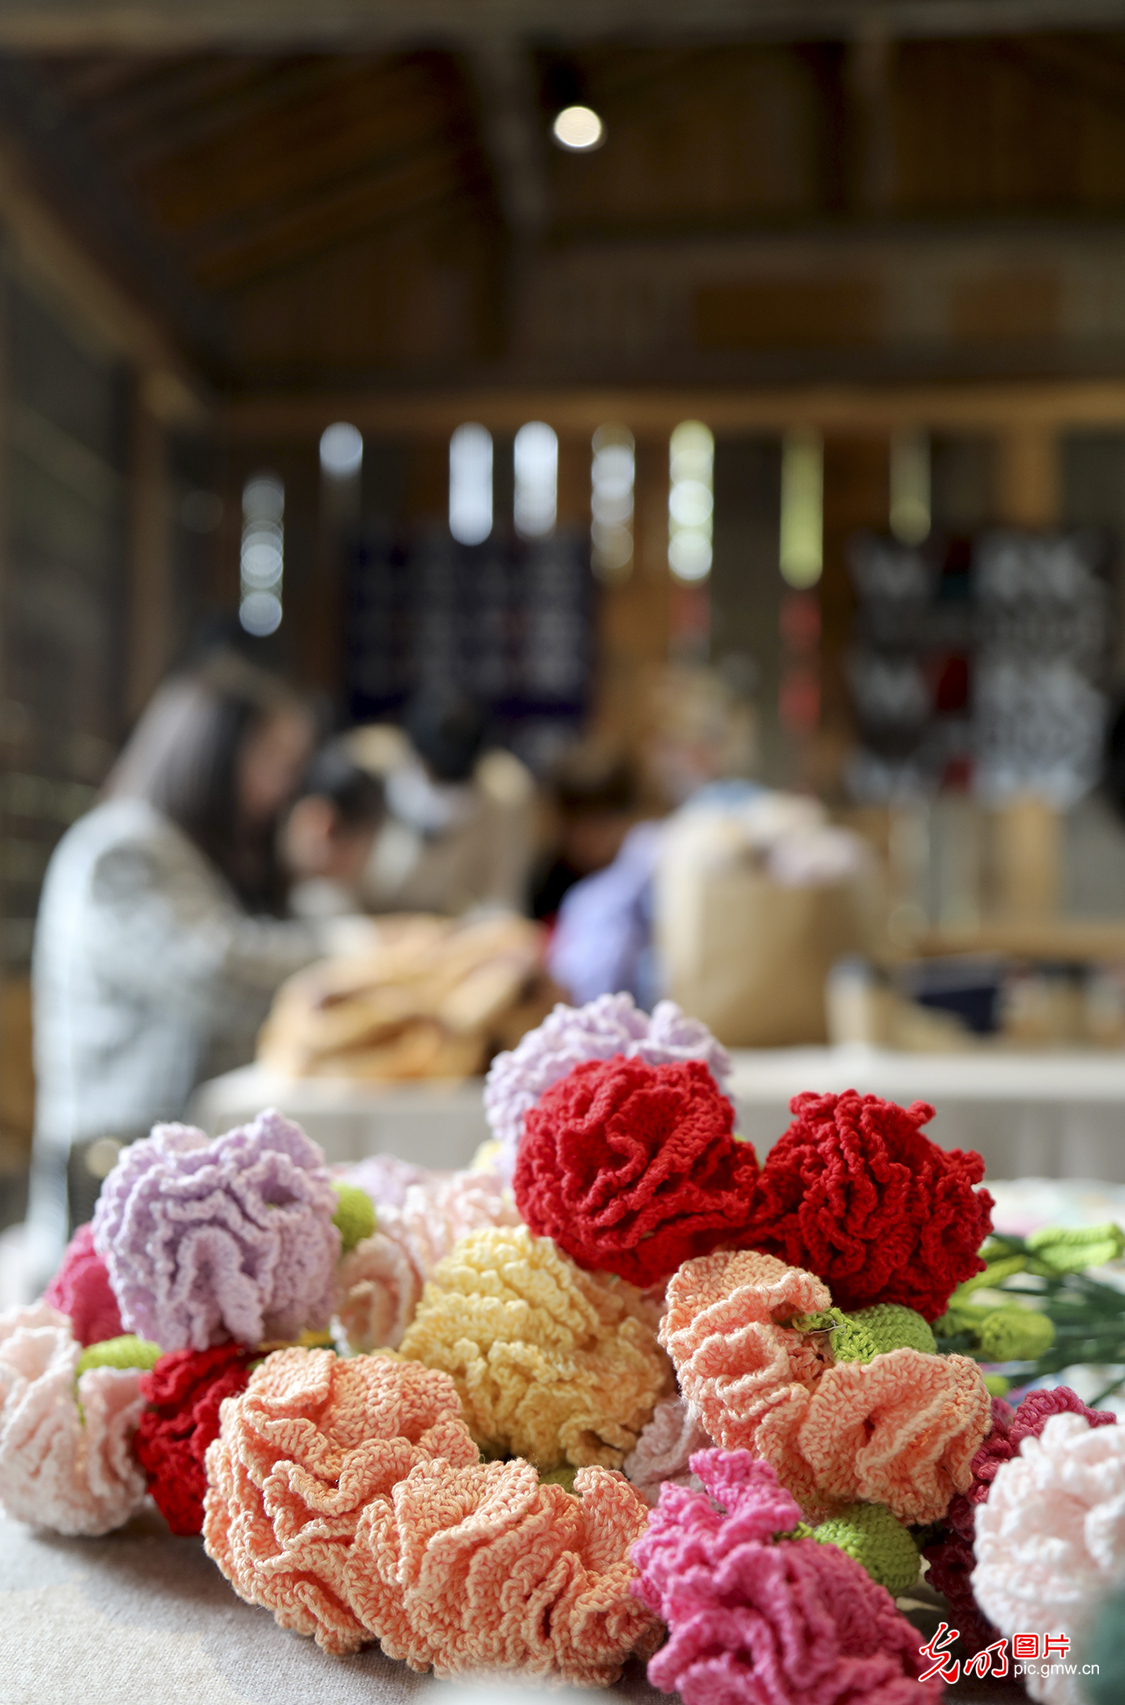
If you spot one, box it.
[746,1090,994,1320]
[811,1503,919,1596]
[42,1222,123,1347]
[134,1344,255,1535]
[398,1224,672,1469]
[347,1456,661,1683]
[484,992,731,1179]
[0,1302,147,1536]
[631,1448,942,1705]
[203,1347,479,1655]
[514,1056,760,1287]
[972,1411,1125,1705]
[623,1393,712,1506]
[93,1110,341,1351]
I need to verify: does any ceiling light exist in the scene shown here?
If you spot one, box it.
[552,105,604,151]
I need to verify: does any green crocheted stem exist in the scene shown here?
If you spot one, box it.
[976,1307,1056,1361]
[848,1304,936,1358]
[794,1308,878,1363]
[331,1181,377,1252]
[76,1335,162,1379]
[812,1503,920,1596]
[1026,1222,1125,1275]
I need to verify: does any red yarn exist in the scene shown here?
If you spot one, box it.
[42,1222,123,1347]
[134,1345,254,1535]
[745,1089,994,1321]
[513,1055,759,1288]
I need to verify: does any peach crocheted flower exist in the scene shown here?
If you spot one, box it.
[0,1303,147,1536]
[346,1456,661,1684]
[398,1225,672,1470]
[972,1412,1125,1705]
[336,1169,520,1353]
[623,1394,712,1506]
[202,1346,479,1654]
[663,1250,990,1522]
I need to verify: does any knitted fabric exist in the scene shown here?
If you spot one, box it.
[93,1111,341,1352]
[745,1090,994,1320]
[203,1347,479,1655]
[972,1412,1125,1705]
[331,1182,376,1252]
[811,1503,919,1596]
[794,1303,936,1365]
[346,1456,661,1684]
[42,1222,123,1347]
[921,1387,1117,1657]
[398,1225,672,1470]
[77,1335,161,1377]
[134,1345,255,1535]
[514,1056,760,1288]
[623,1393,712,1506]
[484,992,732,1180]
[631,1449,943,1705]
[336,1169,520,1353]
[662,1250,990,1522]
[0,1302,147,1536]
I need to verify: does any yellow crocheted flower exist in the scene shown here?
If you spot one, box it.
[397,1225,672,1470]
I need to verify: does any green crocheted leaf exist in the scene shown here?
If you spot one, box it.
[793,1308,879,1364]
[1026,1222,1125,1275]
[976,1307,1056,1361]
[848,1304,936,1357]
[331,1181,377,1252]
[813,1502,920,1596]
[76,1335,162,1378]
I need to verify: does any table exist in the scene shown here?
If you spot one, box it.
[191,1047,1125,1182]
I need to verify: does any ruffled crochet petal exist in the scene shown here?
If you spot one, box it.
[202,1347,479,1655]
[93,1110,341,1352]
[42,1222,123,1347]
[135,1344,255,1535]
[0,1302,147,1536]
[623,1393,712,1506]
[398,1225,672,1470]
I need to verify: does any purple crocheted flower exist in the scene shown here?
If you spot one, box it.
[484,993,732,1179]
[92,1111,340,1352]
[632,1449,942,1705]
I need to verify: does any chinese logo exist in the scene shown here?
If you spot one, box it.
[919,1624,1093,1684]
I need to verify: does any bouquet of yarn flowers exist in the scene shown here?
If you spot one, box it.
[5,991,1125,1705]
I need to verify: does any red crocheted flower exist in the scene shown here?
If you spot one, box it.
[134,1345,255,1535]
[512,1055,759,1288]
[745,1090,994,1320]
[43,1223,123,1348]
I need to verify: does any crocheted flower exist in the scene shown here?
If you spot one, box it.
[973,1412,1125,1705]
[514,1056,760,1287]
[203,1347,479,1655]
[624,1394,713,1506]
[746,1090,994,1320]
[336,1169,520,1353]
[663,1250,990,1522]
[347,1456,661,1683]
[398,1224,672,1470]
[42,1222,122,1347]
[922,1387,1117,1656]
[93,1111,341,1352]
[632,1449,943,1705]
[0,1302,147,1536]
[484,992,731,1179]
[134,1345,255,1535]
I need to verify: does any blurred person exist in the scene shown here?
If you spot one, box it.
[530,748,637,921]
[25,654,333,1282]
[352,686,534,917]
[284,741,384,919]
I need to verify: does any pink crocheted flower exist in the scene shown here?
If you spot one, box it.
[42,1222,122,1347]
[973,1412,1125,1705]
[663,1250,990,1522]
[624,1394,713,1507]
[347,1456,661,1683]
[203,1347,479,1655]
[632,1449,943,1705]
[336,1168,520,1352]
[93,1111,340,1352]
[0,1303,147,1536]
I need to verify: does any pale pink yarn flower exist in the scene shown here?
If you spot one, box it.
[340,1153,430,1208]
[336,1169,520,1352]
[484,993,732,1180]
[972,1411,1125,1705]
[0,1303,147,1536]
[632,1448,943,1705]
[623,1393,713,1506]
[347,1456,661,1684]
[203,1346,479,1655]
[93,1111,340,1352]
[663,1249,991,1522]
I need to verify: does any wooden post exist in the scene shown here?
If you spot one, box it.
[995,423,1059,531]
[126,379,172,720]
